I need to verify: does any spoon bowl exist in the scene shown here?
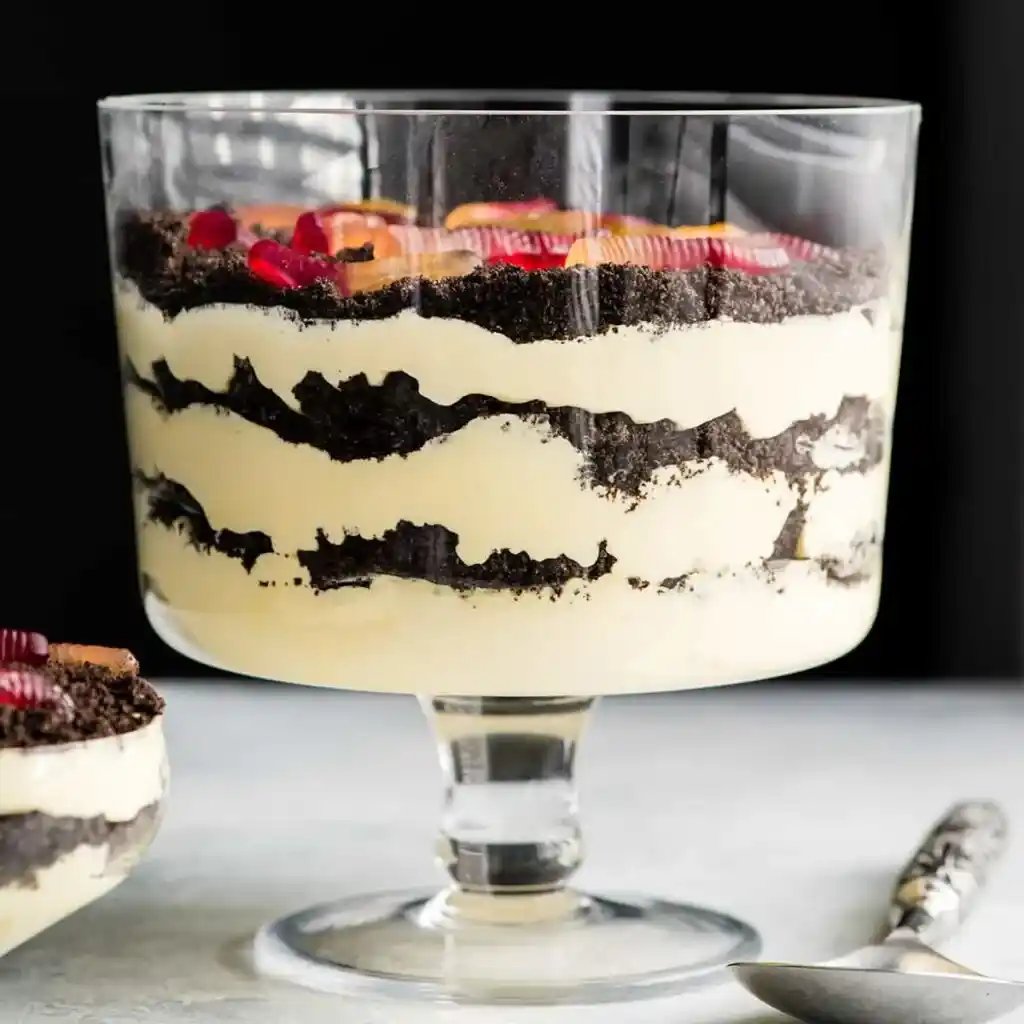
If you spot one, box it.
[730,801,1024,1024]
[733,957,1024,1024]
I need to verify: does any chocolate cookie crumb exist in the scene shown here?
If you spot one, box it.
[127,360,886,501]
[296,521,617,595]
[136,470,272,572]
[116,213,887,341]
[0,660,163,749]
[337,243,374,263]
[0,802,163,888]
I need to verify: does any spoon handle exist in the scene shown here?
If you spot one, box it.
[886,800,1009,944]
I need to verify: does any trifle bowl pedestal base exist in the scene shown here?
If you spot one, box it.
[253,887,759,1004]
[252,694,759,1005]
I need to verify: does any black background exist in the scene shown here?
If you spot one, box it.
[2,4,1019,682]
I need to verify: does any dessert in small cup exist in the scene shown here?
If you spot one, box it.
[100,92,920,1004]
[0,631,166,957]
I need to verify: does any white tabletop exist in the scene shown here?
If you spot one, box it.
[2,679,1024,1023]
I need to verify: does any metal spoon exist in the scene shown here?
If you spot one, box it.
[730,800,1024,1024]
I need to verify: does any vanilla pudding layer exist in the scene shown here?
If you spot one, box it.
[0,847,119,956]
[141,540,883,693]
[118,289,893,439]
[0,718,166,819]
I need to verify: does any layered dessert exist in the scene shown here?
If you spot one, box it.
[114,198,901,694]
[0,632,166,956]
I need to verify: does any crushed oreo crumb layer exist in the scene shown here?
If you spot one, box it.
[296,522,616,594]
[0,661,163,749]
[0,802,162,888]
[132,471,880,598]
[127,360,886,500]
[117,213,886,341]
[133,472,614,594]
[136,470,273,572]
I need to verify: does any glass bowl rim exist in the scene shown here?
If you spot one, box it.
[97,90,921,118]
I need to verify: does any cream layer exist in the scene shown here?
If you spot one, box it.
[0,845,134,957]
[0,719,167,820]
[116,288,897,439]
[140,527,882,695]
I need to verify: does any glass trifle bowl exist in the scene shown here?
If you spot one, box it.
[99,91,920,1004]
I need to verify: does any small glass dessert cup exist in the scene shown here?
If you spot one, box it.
[99,91,920,1004]
[0,636,167,958]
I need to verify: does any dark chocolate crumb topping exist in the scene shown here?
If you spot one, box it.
[0,660,163,749]
[117,213,886,341]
